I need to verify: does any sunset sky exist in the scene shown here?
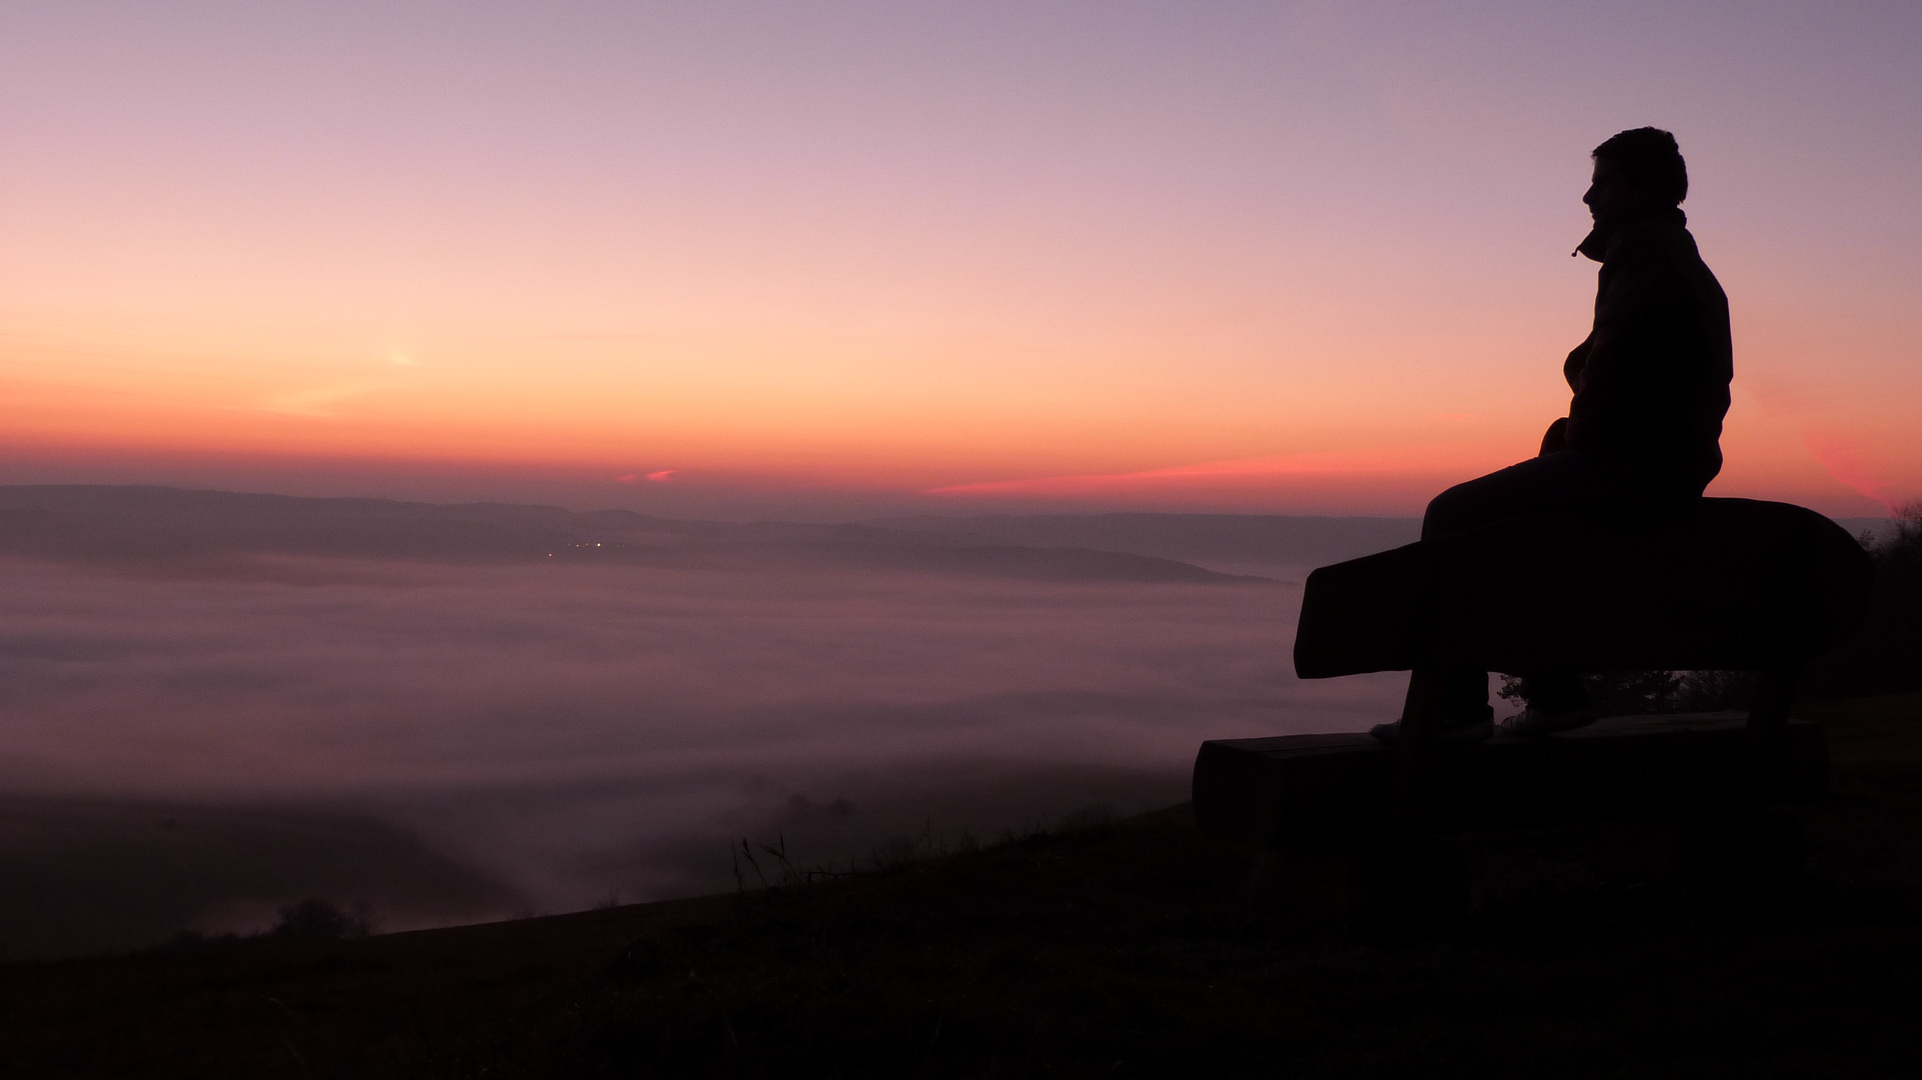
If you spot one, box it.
[3,2,1917,518]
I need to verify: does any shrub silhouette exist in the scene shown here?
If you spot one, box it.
[1803,501,1922,700]
[1499,670,1686,716]
[264,899,374,942]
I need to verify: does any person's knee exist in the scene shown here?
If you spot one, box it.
[1422,457,1565,539]
[1422,486,1472,539]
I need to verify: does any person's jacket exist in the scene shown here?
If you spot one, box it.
[1544,206,1732,497]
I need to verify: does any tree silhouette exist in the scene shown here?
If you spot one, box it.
[1802,500,1922,700]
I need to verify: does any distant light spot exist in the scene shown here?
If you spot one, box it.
[645,470,676,483]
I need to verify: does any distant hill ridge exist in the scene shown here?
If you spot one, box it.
[875,511,1423,570]
[1,486,1888,583]
[5,484,1886,583]
[0,485,1310,584]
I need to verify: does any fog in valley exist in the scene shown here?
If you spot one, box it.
[0,487,1426,957]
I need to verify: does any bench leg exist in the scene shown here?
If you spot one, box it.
[1746,665,1809,798]
[1396,667,1445,764]
[1747,666,1798,732]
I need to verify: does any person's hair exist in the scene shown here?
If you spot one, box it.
[1592,127,1687,206]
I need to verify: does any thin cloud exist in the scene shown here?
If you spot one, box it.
[257,382,385,419]
[926,441,1514,499]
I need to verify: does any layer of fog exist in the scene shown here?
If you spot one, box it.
[0,493,1422,957]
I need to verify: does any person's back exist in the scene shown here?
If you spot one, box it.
[1561,202,1732,499]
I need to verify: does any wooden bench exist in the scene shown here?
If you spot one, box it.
[1192,498,1873,920]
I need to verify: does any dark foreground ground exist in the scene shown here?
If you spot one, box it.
[2,693,1919,1079]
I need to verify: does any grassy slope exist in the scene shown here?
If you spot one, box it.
[2,693,1920,1079]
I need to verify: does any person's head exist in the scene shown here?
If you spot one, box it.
[1584,127,1687,224]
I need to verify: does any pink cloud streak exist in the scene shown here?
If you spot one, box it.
[925,442,1517,501]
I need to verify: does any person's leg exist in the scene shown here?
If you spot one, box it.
[1500,673,1597,735]
[1498,473,1706,734]
[1421,452,1600,541]
[1378,454,1603,743]
[1516,674,1588,711]
[1390,665,1493,735]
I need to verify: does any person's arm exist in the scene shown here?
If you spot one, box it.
[1540,335,1593,456]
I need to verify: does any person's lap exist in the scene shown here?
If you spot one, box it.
[1414,451,1691,723]
[1422,450,1646,541]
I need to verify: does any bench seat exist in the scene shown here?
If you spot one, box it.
[1193,713,1829,854]
[1292,497,1872,682]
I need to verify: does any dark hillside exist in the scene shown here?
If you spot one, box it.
[2,692,1918,1078]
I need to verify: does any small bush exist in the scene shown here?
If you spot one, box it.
[1804,500,1922,700]
[264,899,375,943]
[1673,669,1755,711]
[1498,668,1758,716]
[1499,670,1683,716]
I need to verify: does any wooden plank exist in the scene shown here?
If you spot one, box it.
[1192,712,1829,853]
[1293,498,1872,679]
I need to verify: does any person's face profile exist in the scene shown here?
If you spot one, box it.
[1582,156,1658,225]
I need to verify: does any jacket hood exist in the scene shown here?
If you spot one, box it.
[1573,205,1688,262]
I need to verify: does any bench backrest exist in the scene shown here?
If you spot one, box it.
[1294,498,1873,679]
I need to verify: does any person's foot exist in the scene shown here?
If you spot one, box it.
[1498,704,1598,737]
[1369,716,1493,744]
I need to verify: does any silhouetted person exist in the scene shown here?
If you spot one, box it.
[1373,127,1733,743]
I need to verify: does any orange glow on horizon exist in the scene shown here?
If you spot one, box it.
[2,6,1916,520]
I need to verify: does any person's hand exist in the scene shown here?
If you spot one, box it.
[1564,338,1592,391]
[1539,417,1569,456]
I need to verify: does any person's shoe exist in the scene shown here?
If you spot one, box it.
[1498,704,1598,738]
[1368,716,1493,744]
